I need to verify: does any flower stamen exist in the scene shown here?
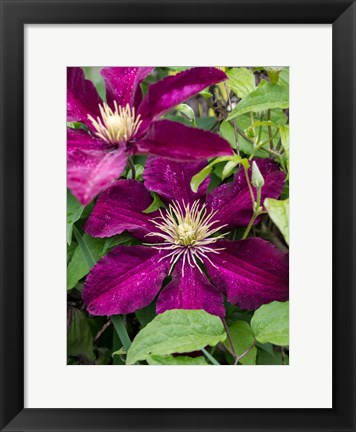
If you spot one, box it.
[88,101,142,145]
[145,199,228,274]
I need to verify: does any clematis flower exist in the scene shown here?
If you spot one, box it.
[67,67,233,205]
[82,157,288,317]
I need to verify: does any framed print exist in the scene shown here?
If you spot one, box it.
[0,0,355,431]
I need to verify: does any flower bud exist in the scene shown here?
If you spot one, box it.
[251,161,265,189]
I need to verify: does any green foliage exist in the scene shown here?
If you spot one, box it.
[226,67,256,98]
[126,309,226,365]
[224,321,257,365]
[67,190,84,245]
[251,301,289,346]
[147,355,208,365]
[67,308,95,361]
[227,81,289,120]
[143,192,165,213]
[264,198,289,245]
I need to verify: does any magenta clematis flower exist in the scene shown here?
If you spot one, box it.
[67,67,233,205]
[82,157,288,317]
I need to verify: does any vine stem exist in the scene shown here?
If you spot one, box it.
[128,156,136,180]
[221,318,237,360]
[234,339,257,365]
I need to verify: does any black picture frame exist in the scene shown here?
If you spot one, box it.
[1,0,355,431]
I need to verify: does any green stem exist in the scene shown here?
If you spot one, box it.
[242,185,263,240]
[128,157,136,180]
[201,348,220,365]
[243,165,255,207]
[111,315,131,352]
[267,109,274,149]
[73,225,95,268]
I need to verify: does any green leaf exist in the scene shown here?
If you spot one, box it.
[67,308,95,361]
[265,67,284,84]
[67,234,105,290]
[190,155,240,192]
[227,67,256,98]
[279,124,290,171]
[278,68,289,87]
[135,302,157,327]
[264,198,289,245]
[251,301,289,346]
[147,354,208,365]
[143,192,164,213]
[224,321,257,365]
[175,103,196,125]
[220,121,236,149]
[67,190,84,245]
[227,82,289,120]
[126,309,226,365]
[222,160,239,180]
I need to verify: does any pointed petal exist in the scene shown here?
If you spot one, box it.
[67,127,109,151]
[67,145,127,206]
[101,67,154,110]
[83,246,169,316]
[136,120,233,161]
[139,67,226,120]
[206,158,285,228]
[156,260,225,317]
[205,239,289,310]
[144,157,209,206]
[85,179,161,242]
[67,67,102,126]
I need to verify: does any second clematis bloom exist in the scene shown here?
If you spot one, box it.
[67,67,233,205]
[82,157,289,317]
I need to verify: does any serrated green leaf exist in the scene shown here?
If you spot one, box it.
[67,190,84,245]
[251,301,289,346]
[224,321,257,365]
[264,198,289,245]
[227,83,289,120]
[126,309,226,365]
[67,308,95,361]
[147,355,208,365]
[143,192,164,213]
[227,67,256,98]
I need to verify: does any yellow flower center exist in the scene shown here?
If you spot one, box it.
[87,101,142,145]
[146,200,228,275]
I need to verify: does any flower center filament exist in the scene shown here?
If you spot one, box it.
[87,101,142,145]
[146,200,228,275]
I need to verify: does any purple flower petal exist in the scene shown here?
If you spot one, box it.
[85,179,161,242]
[67,142,127,206]
[67,127,109,152]
[144,157,209,206]
[138,67,227,120]
[156,261,225,317]
[206,158,285,228]
[205,239,289,310]
[101,67,154,110]
[135,119,233,161]
[67,67,102,127]
[83,246,169,316]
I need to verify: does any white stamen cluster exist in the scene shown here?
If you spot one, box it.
[87,101,142,145]
[146,200,228,275]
